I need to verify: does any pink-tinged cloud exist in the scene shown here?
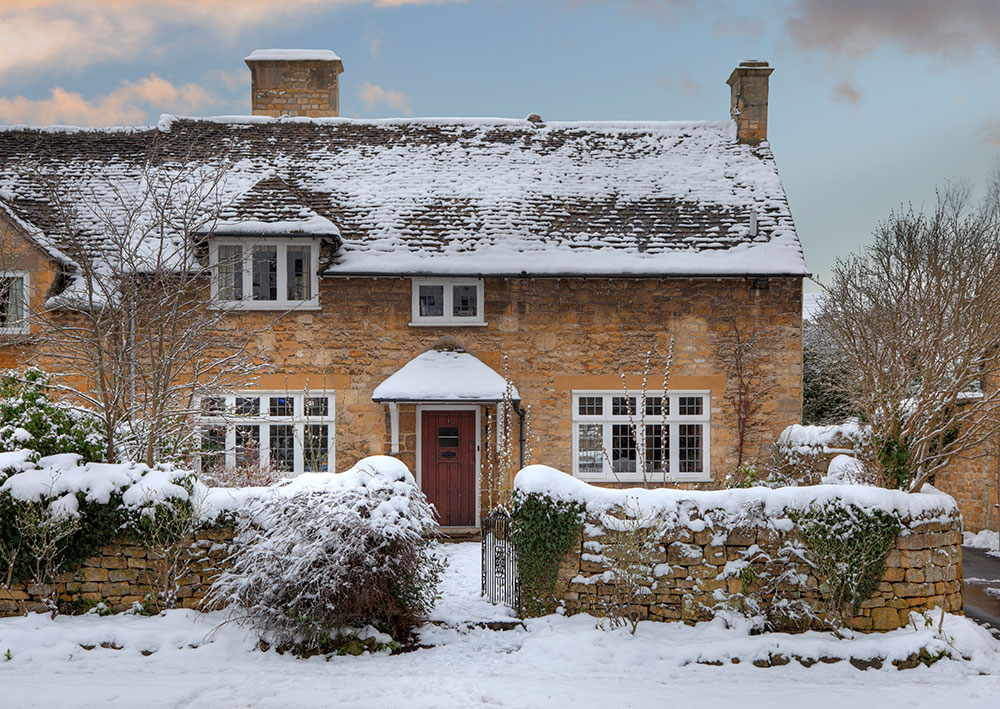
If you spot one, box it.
[831,80,862,106]
[0,1,467,80]
[980,120,1000,148]
[0,75,227,127]
[360,81,413,115]
[785,0,1000,61]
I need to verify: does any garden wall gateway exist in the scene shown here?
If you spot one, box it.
[512,466,963,632]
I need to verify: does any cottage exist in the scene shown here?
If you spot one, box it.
[0,54,806,530]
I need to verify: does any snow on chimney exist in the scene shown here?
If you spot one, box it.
[726,60,773,144]
[245,49,345,118]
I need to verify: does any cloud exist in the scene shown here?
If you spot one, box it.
[0,75,229,126]
[656,71,701,97]
[364,32,383,59]
[979,119,1000,147]
[360,81,412,115]
[831,80,862,106]
[784,0,1000,61]
[0,1,466,81]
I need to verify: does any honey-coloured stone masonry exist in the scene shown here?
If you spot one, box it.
[553,504,963,632]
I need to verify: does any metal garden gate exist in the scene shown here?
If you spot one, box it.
[481,507,520,608]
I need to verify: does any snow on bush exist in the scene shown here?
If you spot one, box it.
[0,369,105,463]
[0,449,200,613]
[513,464,957,524]
[205,456,444,652]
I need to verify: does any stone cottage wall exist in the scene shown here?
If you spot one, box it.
[553,504,963,632]
[0,528,234,616]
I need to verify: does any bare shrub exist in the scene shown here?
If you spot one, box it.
[595,501,668,634]
[206,463,444,652]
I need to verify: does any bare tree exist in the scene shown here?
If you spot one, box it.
[21,143,277,464]
[714,313,777,471]
[820,176,1000,492]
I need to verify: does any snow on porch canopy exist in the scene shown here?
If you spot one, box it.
[372,350,519,404]
[373,350,518,455]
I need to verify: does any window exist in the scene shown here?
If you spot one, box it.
[0,272,27,334]
[211,240,319,309]
[410,278,485,325]
[571,391,710,482]
[197,391,335,475]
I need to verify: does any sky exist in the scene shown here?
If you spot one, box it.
[1,0,998,290]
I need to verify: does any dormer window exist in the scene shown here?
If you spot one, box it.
[210,240,319,310]
[0,272,28,334]
[410,278,485,326]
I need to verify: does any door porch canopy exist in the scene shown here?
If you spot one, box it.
[372,349,519,453]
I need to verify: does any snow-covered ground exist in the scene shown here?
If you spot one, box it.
[2,542,999,708]
[965,530,1000,555]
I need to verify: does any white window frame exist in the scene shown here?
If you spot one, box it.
[410,277,486,326]
[209,239,320,310]
[571,390,711,483]
[0,270,29,334]
[196,391,335,475]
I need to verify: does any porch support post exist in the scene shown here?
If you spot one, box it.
[388,402,400,454]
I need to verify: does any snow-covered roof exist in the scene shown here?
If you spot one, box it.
[372,350,519,403]
[245,49,342,62]
[0,115,808,278]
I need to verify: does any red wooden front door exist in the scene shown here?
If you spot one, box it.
[421,410,476,527]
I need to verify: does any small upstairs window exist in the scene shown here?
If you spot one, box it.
[211,241,319,310]
[0,272,28,334]
[411,278,485,326]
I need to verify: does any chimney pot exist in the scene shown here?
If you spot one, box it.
[726,60,774,144]
[245,49,344,118]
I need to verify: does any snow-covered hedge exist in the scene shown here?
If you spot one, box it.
[0,369,105,462]
[513,464,957,524]
[0,450,198,606]
[205,456,444,652]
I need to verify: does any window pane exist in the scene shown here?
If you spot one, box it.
[612,396,636,416]
[418,284,444,317]
[577,396,603,416]
[303,424,329,472]
[252,246,277,301]
[611,423,637,473]
[577,423,603,473]
[305,396,329,417]
[0,276,24,328]
[679,424,704,473]
[679,396,704,416]
[217,245,243,301]
[645,424,668,474]
[269,424,295,472]
[286,245,312,301]
[269,396,294,417]
[438,425,459,448]
[201,397,226,415]
[235,396,260,416]
[452,284,477,317]
[645,396,663,416]
[200,426,226,472]
[235,425,260,468]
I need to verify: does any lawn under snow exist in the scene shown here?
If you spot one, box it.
[2,543,999,709]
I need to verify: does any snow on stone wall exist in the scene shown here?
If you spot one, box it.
[514,466,963,632]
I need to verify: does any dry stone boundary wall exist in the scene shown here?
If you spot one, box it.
[0,528,234,616]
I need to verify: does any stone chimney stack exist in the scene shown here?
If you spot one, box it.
[726,60,773,144]
[245,49,344,118]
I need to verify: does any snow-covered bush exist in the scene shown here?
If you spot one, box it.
[0,369,105,463]
[205,457,443,653]
[792,501,901,629]
[0,451,198,614]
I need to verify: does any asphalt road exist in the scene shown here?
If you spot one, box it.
[962,545,1000,637]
